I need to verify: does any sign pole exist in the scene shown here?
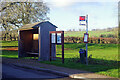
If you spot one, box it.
[86,15,88,65]
[38,26,41,61]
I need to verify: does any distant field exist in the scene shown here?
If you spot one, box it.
[64,30,118,37]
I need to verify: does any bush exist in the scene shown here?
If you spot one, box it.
[100,34,117,38]
[64,37,118,44]
[100,34,106,38]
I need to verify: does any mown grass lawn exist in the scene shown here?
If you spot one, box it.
[42,43,119,78]
[0,41,119,78]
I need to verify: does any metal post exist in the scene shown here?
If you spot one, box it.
[50,33,52,61]
[62,31,64,63]
[86,15,88,65]
[38,27,41,61]
[18,30,20,58]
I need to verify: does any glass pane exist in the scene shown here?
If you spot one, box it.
[57,33,61,43]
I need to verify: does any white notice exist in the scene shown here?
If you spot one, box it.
[52,33,55,43]
[84,35,88,42]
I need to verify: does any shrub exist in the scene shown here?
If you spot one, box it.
[100,34,117,38]
[64,37,118,44]
[100,34,106,38]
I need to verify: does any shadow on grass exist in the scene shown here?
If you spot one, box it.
[1,47,119,78]
[1,47,119,73]
[53,57,118,72]
[2,49,118,73]
[1,50,18,58]
[1,46,18,48]
[2,49,119,71]
[56,54,61,55]
[1,50,119,78]
[1,50,37,60]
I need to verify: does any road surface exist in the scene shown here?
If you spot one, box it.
[2,63,64,79]
[2,63,83,80]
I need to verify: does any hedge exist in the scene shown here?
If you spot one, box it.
[64,37,118,44]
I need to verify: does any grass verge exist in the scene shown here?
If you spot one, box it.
[0,41,119,78]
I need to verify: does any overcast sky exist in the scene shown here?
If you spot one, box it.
[44,0,119,31]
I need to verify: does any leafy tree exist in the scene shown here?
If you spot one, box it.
[0,2,49,41]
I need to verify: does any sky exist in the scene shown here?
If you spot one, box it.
[43,0,119,31]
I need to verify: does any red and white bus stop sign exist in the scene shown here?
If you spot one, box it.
[79,16,86,25]
[79,16,86,21]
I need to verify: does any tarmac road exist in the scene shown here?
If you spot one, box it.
[2,63,83,80]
